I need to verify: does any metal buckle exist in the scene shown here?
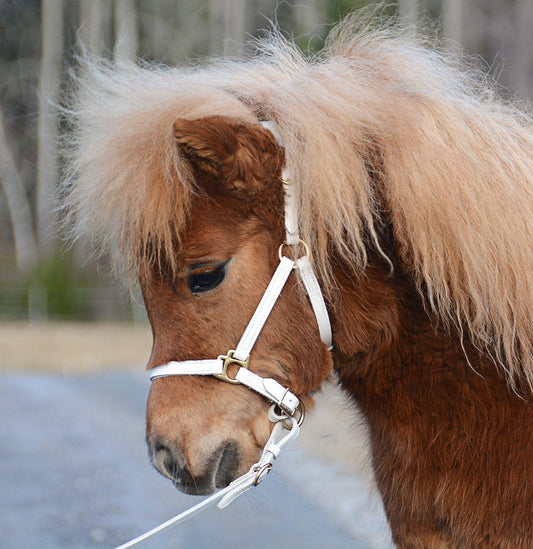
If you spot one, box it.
[215,350,250,384]
[272,401,306,429]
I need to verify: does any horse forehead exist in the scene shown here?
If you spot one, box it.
[182,206,270,256]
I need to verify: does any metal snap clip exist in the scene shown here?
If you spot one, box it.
[253,463,273,486]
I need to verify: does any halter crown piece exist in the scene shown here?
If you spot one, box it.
[115,121,332,549]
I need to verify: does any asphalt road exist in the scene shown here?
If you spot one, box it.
[0,371,392,549]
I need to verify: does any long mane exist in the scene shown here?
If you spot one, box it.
[61,13,533,389]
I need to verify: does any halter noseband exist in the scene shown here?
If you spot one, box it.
[148,121,332,419]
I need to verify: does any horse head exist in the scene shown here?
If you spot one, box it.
[140,115,332,494]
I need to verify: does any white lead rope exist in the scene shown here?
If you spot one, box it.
[115,411,299,549]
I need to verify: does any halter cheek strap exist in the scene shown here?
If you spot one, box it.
[148,121,332,417]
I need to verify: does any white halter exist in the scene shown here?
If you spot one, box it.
[149,121,332,417]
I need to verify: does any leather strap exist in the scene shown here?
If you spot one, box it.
[150,359,223,379]
[260,120,331,348]
[283,179,300,245]
[232,256,295,361]
[260,121,299,245]
[150,359,300,415]
[234,369,300,414]
[296,256,333,349]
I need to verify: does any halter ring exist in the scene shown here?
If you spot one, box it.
[278,238,310,263]
[273,401,306,430]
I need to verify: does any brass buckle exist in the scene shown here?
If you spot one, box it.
[215,350,250,384]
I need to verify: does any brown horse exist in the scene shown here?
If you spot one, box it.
[62,14,533,548]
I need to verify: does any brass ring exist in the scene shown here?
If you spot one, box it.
[278,239,310,261]
[281,401,306,429]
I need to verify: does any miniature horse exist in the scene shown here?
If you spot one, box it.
[62,15,533,548]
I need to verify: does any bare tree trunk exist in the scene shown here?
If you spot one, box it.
[208,0,225,56]
[223,0,247,57]
[442,0,463,47]
[79,0,111,54]
[0,106,37,272]
[149,0,175,61]
[398,0,418,28]
[174,0,201,61]
[208,0,248,57]
[36,0,64,259]
[512,0,533,98]
[114,0,138,60]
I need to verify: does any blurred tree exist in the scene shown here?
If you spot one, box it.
[398,0,418,27]
[148,0,175,61]
[512,0,533,98]
[0,104,36,272]
[442,0,463,46]
[79,0,112,54]
[460,0,533,98]
[222,0,248,57]
[114,0,138,60]
[173,0,209,63]
[36,0,64,259]
[207,0,249,57]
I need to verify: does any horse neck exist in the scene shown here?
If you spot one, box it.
[329,254,474,405]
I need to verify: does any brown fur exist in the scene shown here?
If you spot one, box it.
[61,13,533,547]
[333,253,533,547]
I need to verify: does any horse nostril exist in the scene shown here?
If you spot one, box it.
[215,440,240,488]
[151,441,180,480]
[149,439,209,494]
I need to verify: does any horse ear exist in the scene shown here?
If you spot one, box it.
[173,116,283,194]
[173,117,237,177]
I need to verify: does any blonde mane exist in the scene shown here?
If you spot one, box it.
[61,14,533,389]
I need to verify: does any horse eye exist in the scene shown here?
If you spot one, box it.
[187,261,228,294]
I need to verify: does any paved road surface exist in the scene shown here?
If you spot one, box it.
[0,371,391,549]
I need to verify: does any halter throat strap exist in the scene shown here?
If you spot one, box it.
[148,121,332,416]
